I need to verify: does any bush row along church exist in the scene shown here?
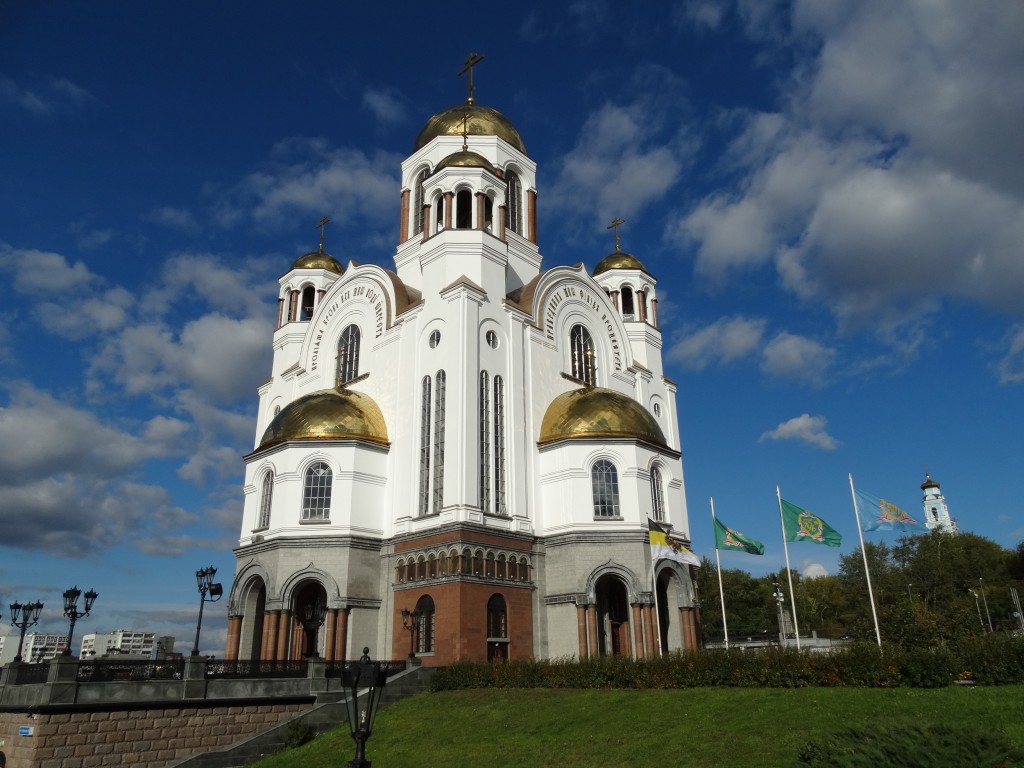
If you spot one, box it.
[223,76,698,665]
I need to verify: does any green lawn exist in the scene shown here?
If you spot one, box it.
[253,685,1024,767]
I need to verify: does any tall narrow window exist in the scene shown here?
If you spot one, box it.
[506,171,522,234]
[301,286,316,321]
[413,169,429,235]
[257,471,273,529]
[302,462,332,520]
[432,370,446,514]
[418,376,432,517]
[570,324,596,386]
[621,287,635,319]
[479,371,491,513]
[487,594,507,638]
[493,375,506,515]
[336,324,360,386]
[591,459,620,518]
[650,466,665,522]
[456,190,472,229]
[415,595,436,653]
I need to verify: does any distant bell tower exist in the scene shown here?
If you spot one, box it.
[921,473,958,533]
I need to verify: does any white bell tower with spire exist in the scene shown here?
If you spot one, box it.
[921,473,958,533]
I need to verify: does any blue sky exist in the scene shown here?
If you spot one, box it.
[2,1,1022,654]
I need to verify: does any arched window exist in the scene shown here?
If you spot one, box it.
[519,556,530,582]
[396,560,405,584]
[418,376,432,517]
[651,466,666,522]
[473,549,484,576]
[485,551,495,577]
[496,554,506,579]
[413,168,429,235]
[591,459,620,518]
[621,287,635,319]
[302,461,332,520]
[456,189,472,229]
[479,371,491,513]
[415,595,435,653]
[484,195,494,231]
[487,594,507,639]
[570,324,596,386]
[301,286,316,321]
[256,471,273,530]
[336,324,360,386]
[434,193,444,232]
[506,171,522,235]
[432,370,446,514]
[493,375,506,515]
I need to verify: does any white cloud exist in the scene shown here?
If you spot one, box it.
[145,206,201,233]
[802,561,828,579]
[759,413,839,450]
[669,315,766,370]
[0,76,95,116]
[760,331,835,385]
[362,87,407,126]
[994,325,1024,384]
[0,245,97,292]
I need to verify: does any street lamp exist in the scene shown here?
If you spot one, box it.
[191,566,223,657]
[968,588,985,630]
[62,586,98,657]
[302,597,328,657]
[978,578,994,632]
[9,600,44,662]
[772,583,786,645]
[400,608,421,660]
[342,647,388,768]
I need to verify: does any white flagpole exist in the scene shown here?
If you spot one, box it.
[710,498,730,649]
[849,474,882,648]
[776,486,802,650]
[648,520,664,657]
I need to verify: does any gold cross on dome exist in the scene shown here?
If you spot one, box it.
[316,216,330,252]
[607,217,626,252]
[458,52,485,104]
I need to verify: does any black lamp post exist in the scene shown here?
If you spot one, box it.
[342,647,388,768]
[191,566,223,657]
[302,597,328,657]
[400,608,421,659]
[62,586,98,657]
[9,600,44,662]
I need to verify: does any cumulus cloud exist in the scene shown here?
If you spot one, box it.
[760,331,835,385]
[759,413,839,450]
[672,0,1024,340]
[669,315,766,369]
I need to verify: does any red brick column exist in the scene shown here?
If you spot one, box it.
[642,605,657,657]
[587,605,599,657]
[422,203,431,241]
[576,604,589,658]
[335,608,349,662]
[631,604,645,659]
[225,616,242,661]
[399,188,410,242]
[527,189,537,243]
[276,610,290,661]
[323,609,337,661]
[443,191,453,230]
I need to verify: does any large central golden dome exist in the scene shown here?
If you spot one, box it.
[413,103,526,154]
[258,388,389,450]
[539,387,666,447]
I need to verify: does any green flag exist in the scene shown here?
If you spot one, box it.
[713,517,765,555]
[780,499,842,547]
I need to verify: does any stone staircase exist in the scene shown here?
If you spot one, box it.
[169,664,438,768]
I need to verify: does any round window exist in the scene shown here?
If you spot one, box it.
[485,330,498,349]
[428,330,441,348]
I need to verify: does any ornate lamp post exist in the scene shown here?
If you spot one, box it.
[62,586,98,657]
[400,608,421,659]
[342,647,388,768]
[303,597,328,657]
[9,600,44,662]
[772,582,786,645]
[191,566,223,657]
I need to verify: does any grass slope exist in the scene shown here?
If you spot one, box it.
[253,685,1024,768]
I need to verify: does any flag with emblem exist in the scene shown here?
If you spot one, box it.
[648,519,700,566]
[713,517,765,555]
[780,499,842,547]
[854,488,927,533]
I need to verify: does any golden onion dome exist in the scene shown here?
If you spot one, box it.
[434,149,498,175]
[291,249,344,274]
[921,474,941,490]
[413,103,526,154]
[258,388,388,450]
[593,250,650,277]
[539,387,666,447]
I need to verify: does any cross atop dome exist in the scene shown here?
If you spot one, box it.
[607,217,626,252]
[458,52,485,105]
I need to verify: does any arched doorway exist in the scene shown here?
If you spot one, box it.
[595,574,631,656]
[655,565,694,652]
[293,581,328,658]
[236,576,267,661]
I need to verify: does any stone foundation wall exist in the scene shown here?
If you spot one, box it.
[0,702,309,768]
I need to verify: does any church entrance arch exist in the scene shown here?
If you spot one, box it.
[292,580,328,658]
[595,574,631,656]
[241,579,267,661]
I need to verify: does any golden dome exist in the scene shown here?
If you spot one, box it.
[539,387,666,447]
[593,251,650,277]
[434,149,498,175]
[291,249,343,274]
[921,474,941,490]
[413,103,526,154]
[258,388,388,450]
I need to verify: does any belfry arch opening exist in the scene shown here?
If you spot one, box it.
[595,574,631,656]
[293,580,328,658]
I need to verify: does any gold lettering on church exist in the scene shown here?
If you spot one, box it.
[543,283,622,371]
[309,282,387,371]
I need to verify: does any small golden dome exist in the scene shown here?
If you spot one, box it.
[921,474,941,490]
[414,103,526,154]
[539,387,666,447]
[593,251,650,277]
[434,149,498,175]
[291,250,344,274]
[258,388,388,450]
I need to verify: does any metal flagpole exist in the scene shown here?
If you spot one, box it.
[776,486,801,650]
[648,519,664,657]
[710,498,730,649]
[849,474,882,647]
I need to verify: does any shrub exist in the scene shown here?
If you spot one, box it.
[795,722,1024,767]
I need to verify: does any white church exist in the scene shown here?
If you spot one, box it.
[224,73,698,665]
